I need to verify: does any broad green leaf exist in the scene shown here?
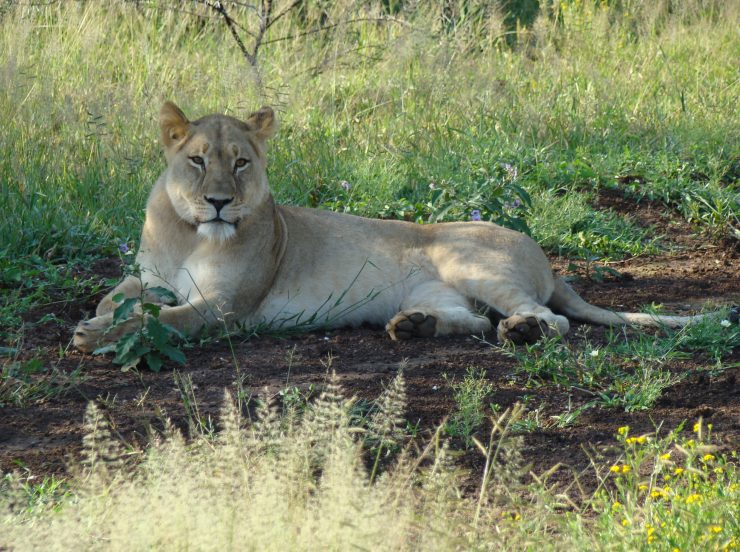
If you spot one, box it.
[144,353,163,373]
[147,286,178,305]
[145,317,170,349]
[160,344,186,365]
[113,297,139,325]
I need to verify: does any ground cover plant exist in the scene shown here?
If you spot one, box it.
[1,0,738,549]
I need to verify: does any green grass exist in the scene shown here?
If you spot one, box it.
[1,0,736,344]
[444,367,496,446]
[0,356,83,407]
[497,309,738,412]
[0,0,738,547]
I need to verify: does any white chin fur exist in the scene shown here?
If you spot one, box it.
[197,222,237,243]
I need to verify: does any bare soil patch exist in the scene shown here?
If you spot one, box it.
[2,197,738,496]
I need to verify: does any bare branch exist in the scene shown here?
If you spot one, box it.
[261,17,410,46]
[198,0,256,65]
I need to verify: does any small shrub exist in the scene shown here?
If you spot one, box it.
[444,367,495,446]
[94,286,186,372]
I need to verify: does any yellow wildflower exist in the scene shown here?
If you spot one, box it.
[639,484,648,492]
[626,436,647,445]
[621,464,631,474]
[686,439,695,448]
[621,519,630,527]
[693,422,700,433]
[610,465,621,473]
[659,452,671,461]
[702,454,716,463]
[663,474,671,481]
[674,467,684,476]
[618,426,629,436]
[709,525,722,534]
[685,493,702,504]
[611,501,622,510]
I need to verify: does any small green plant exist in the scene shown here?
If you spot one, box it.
[498,334,684,412]
[608,307,740,364]
[0,357,82,407]
[94,285,186,372]
[278,384,316,413]
[671,308,740,362]
[595,364,682,412]
[591,421,739,550]
[1,472,71,515]
[444,367,495,446]
[174,371,214,436]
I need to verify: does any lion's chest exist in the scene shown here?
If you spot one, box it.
[139,253,229,304]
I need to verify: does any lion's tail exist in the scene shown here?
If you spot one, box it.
[547,277,707,328]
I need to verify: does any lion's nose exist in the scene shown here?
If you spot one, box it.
[204,196,233,213]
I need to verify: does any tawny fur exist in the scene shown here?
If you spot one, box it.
[74,103,709,352]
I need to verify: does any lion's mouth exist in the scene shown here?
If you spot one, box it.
[201,217,238,228]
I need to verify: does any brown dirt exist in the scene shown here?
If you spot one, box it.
[1,192,738,499]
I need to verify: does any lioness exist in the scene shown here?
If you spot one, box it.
[74,102,707,352]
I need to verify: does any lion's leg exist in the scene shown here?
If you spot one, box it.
[95,276,180,316]
[488,288,570,345]
[74,299,224,353]
[386,281,491,340]
[95,276,143,316]
[452,279,569,345]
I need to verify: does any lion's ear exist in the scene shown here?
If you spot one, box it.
[160,101,190,148]
[246,106,278,140]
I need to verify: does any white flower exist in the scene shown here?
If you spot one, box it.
[590,349,599,357]
[720,319,731,328]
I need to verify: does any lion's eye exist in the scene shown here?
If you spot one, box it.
[189,156,205,166]
[234,158,249,168]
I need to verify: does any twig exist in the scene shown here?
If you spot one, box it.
[261,16,409,46]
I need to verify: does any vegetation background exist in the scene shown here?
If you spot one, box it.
[0,0,738,549]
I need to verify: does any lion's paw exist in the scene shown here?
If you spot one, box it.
[497,314,549,346]
[386,312,437,341]
[73,313,121,353]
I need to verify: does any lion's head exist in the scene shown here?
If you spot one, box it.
[159,102,278,243]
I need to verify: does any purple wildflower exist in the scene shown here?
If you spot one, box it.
[470,210,482,221]
[119,243,130,254]
[503,163,518,180]
[340,180,351,192]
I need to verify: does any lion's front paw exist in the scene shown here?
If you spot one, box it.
[497,314,549,345]
[386,311,437,340]
[73,314,117,353]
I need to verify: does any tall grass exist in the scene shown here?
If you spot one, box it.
[2,374,737,550]
[1,0,737,263]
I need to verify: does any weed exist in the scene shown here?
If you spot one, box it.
[93,284,187,373]
[0,357,82,407]
[496,334,685,412]
[444,367,495,446]
[0,472,71,515]
[1,384,738,550]
[591,420,739,550]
